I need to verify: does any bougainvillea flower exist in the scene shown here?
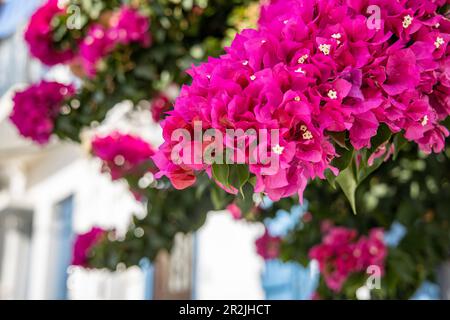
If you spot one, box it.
[154,0,449,201]
[24,0,75,65]
[109,6,151,47]
[71,227,106,267]
[91,132,156,180]
[79,24,116,77]
[255,229,282,260]
[10,81,75,144]
[79,6,151,76]
[150,93,173,123]
[309,226,387,292]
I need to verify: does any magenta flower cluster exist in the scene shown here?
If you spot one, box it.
[71,227,106,267]
[79,6,151,77]
[10,81,75,144]
[155,0,449,202]
[91,131,156,180]
[309,226,387,292]
[255,229,282,260]
[14,3,152,144]
[24,0,75,66]
[25,1,151,76]
[150,93,173,123]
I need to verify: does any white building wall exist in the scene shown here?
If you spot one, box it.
[68,267,147,300]
[196,212,265,300]
[23,149,143,299]
[0,135,265,300]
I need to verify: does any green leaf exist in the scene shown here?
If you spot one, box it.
[354,124,392,186]
[235,183,256,215]
[229,164,250,196]
[357,149,387,183]
[326,145,354,189]
[368,124,392,158]
[210,184,231,211]
[393,134,409,160]
[248,175,257,186]
[210,187,223,210]
[236,165,250,189]
[212,163,230,188]
[325,169,337,189]
[444,117,450,130]
[336,166,358,214]
[328,131,349,150]
[332,146,355,171]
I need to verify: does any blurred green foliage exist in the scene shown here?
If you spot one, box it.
[49,0,258,141]
[275,141,450,299]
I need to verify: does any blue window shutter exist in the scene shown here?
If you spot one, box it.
[262,260,319,300]
[54,196,74,300]
[139,258,154,300]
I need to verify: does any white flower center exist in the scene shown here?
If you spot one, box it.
[328,90,338,100]
[303,131,313,140]
[421,115,429,126]
[435,37,445,49]
[297,54,309,64]
[319,44,331,55]
[295,67,305,74]
[272,144,285,155]
[331,33,342,44]
[332,33,342,39]
[300,124,313,140]
[403,15,413,28]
